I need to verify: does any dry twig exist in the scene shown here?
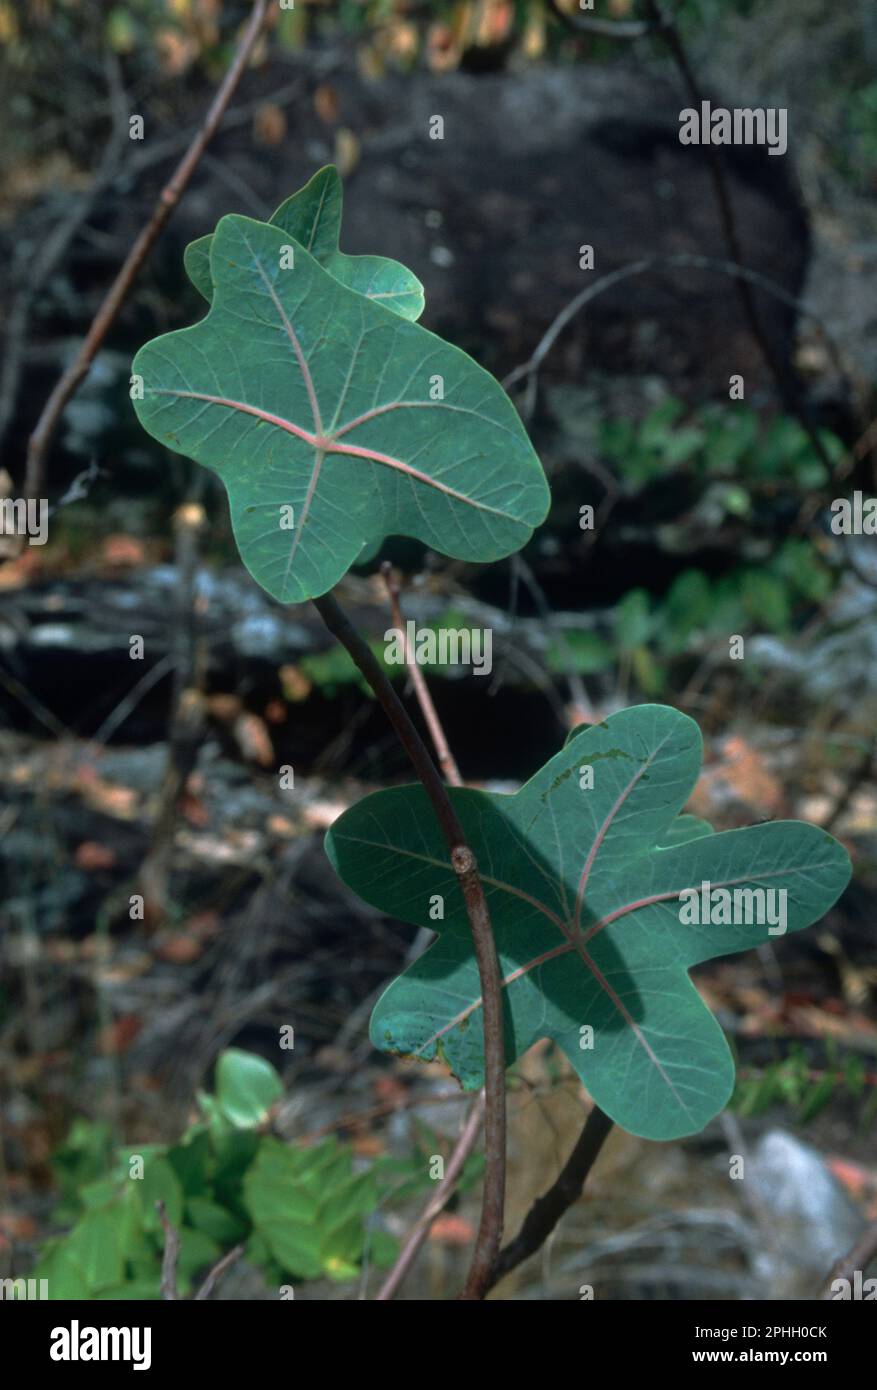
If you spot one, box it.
[24,0,271,500]
[312,590,507,1300]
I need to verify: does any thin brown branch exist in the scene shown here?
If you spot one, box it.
[120,57,342,186]
[296,1087,468,1144]
[486,1101,613,1292]
[156,1200,180,1301]
[820,1220,877,1299]
[380,562,463,787]
[311,589,506,1300]
[376,1091,486,1300]
[503,253,848,412]
[23,0,271,500]
[195,1243,246,1300]
[365,583,475,1298]
[511,553,593,720]
[0,663,72,740]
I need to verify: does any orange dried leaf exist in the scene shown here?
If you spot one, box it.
[279,665,312,702]
[254,102,287,146]
[233,712,274,766]
[155,933,203,964]
[429,1212,475,1246]
[74,841,116,871]
[102,534,146,568]
[314,83,340,124]
[96,1015,142,1056]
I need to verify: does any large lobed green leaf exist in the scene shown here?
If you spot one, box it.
[133,214,549,603]
[185,166,425,322]
[326,705,851,1140]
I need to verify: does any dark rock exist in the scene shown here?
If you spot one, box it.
[164,63,809,395]
[18,60,811,418]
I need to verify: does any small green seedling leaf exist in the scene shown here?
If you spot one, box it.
[215,1047,284,1128]
[185,165,425,322]
[326,704,851,1141]
[133,214,549,603]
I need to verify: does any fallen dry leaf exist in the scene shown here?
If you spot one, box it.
[102,534,146,568]
[429,1212,475,1246]
[184,911,221,940]
[254,101,287,145]
[155,27,195,75]
[334,127,359,178]
[267,814,296,838]
[0,1211,37,1241]
[180,787,210,827]
[232,712,274,767]
[689,735,785,822]
[155,933,203,965]
[303,798,350,830]
[96,1014,142,1056]
[386,19,418,62]
[279,664,312,702]
[827,1157,877,1204]
[373,1075,409,1106]
[207,693,242,721]
[0,548,42,588]
[77,770,139,821]
[351,1134,385,1158]
[74,841,117,871]
[426,22,461,72]
[474,0,513,47]
[313,82,339,124]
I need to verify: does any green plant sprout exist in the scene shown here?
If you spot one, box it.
[33,1049,462,1298]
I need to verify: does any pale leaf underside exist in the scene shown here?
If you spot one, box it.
[326,705,851,1139]
[133,215,549,603]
